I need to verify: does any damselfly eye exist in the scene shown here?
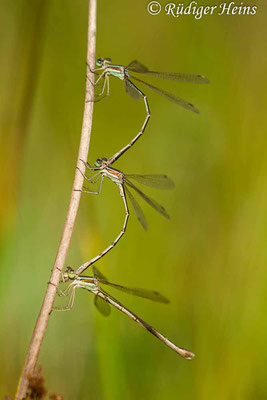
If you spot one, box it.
[96,58,103,67]
[94,159,102,167]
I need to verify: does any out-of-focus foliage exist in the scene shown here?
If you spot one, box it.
[0,0,267,399]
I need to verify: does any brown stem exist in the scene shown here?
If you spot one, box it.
[15,0,97,398]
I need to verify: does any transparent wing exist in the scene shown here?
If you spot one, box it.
[147,71,209,83]
[101,281,169,303]
[125,178,170,219]
[125,174,175,189]
[130,75,199,114]
[125,79,142,100]
[124,186,148,230]
[126,60,209,83]
[126,60,149,73]
[92,266,109,283]
[139,71,209,84]
[94,295,111,316]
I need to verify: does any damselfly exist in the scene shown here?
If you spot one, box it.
[54,266,195,360]
[90,58,209,164]
[76,158,174,275]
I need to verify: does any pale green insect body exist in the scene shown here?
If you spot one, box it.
[102,168,124,185]
[93,158,124,186]
[96,58,127,80]
[106,65,126,80]
[77,278,98,293]
[63,268,98,293]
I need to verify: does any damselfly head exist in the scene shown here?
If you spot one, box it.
[63,266,76,282]
[94,157,108,168]
[96,58,112,67]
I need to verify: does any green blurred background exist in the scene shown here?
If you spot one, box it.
[1,0,267,398]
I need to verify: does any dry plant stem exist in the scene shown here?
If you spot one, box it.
[15,1,97,398]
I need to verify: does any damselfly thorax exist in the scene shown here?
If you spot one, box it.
[101,166,124,186]
[105,65,128,80]
[95,58,128,81]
